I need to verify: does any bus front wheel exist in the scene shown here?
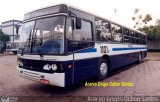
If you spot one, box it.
[97,59,108,80]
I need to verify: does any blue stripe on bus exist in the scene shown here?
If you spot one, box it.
[78,48,97,53]
[112,47,147,51]
[76,47,147,53]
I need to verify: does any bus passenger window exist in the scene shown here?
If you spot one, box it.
[130,31,134,37]
[123,36,130,43]
[72,18,92,41]
[95,18,111,42]
[123,28,130,36]
[111,24,122,42]
[131,38,135,44]
[135,33,138,37]
[67,18,94,52]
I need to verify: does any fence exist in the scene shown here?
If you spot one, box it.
[148,39,160,52]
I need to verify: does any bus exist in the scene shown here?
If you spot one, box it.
[16,4,147,87]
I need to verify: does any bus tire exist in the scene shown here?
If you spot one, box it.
[97,59,108,80]
[138,52,142,63]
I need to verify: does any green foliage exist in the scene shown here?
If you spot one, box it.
[139,24,160,40]
[132,8,159,40]
[143,14,152,24]
[156,19,160,25]
[0,30,10,42]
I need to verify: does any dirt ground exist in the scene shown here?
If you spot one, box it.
[0,52,160,96]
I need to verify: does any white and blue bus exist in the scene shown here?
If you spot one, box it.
[17,4,147,87]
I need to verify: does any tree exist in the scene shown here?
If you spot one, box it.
[0,30,10,42]
[143,14,152,25]
[134,8,139,14]
[0,30,10,53]
[132,8,152,29]
[132,8,143,29]
[139,23,160,40]
[155,19,160,25]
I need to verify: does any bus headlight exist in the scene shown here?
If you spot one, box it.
[43,64,57,71]
[17,60,23,67]
[43,64,51,70]
[51,64,57,71]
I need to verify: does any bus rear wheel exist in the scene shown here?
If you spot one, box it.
[97,59,108,80]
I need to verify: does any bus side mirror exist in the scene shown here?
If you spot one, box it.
[76,18,81,29]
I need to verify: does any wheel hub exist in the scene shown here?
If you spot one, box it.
[100,63,108,75]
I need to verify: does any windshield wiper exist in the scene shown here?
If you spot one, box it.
[32,28,44,58]
[31,28,38,53]
[37,48,43,57]
[21,30,32,56]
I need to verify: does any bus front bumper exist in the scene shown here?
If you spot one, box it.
[16,66,65,87]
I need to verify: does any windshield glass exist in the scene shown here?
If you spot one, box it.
[19,21,35,49]
[19,16,65,55]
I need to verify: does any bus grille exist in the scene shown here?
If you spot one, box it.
[19,58,56,73]
[23,70,40,81]
[22,65,54,73]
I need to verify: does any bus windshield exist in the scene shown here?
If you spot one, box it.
[19,16,65,55]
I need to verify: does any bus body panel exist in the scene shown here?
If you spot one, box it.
[73,56,99,83]
[17,42,147,87]
[17,66,65,87]
[18,55,74,86]
[94,43,147,70]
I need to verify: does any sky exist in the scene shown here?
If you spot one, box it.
[0,0,160,28]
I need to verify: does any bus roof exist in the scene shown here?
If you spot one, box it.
[68,5,146,35]
[24,3,146,35]
[24,4,68,21]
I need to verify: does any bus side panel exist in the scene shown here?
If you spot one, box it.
[123,52,139,65]
[73,57,99,83]
[109,54,125,70]
[132,52,139,62]
[109,52,139,70]
[62,61,74,86]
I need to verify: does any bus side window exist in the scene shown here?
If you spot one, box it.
[139,33,143,44]
[143,35,147,44]
[123,36,130,43]
[66,18,73,40]
[72,18,92,41]
[95,18,111,42]
[123,28,129,36]
[111,24,122,42]
[129,30,135,44]
[135,32,139,38]
[67,18,94,52]
[123,28,130,43]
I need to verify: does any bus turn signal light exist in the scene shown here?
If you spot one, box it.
[68,64,72,69]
